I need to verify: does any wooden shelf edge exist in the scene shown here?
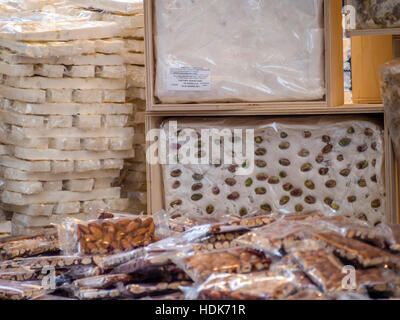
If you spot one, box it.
[346,28,400,37]
[146,104,384,116]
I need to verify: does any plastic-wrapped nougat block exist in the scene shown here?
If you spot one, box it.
[155,0,325,103]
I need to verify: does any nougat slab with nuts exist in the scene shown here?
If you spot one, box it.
[162,116,384,225]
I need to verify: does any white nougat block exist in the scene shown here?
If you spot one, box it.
[12,147,134,161]
[5,76,126,90]
[101,13,144,29]
[94,39,125,54]
[42,181,62,191]
[127,65,145,88]
[49,137,81,151]
[104,198,130,211]
[125,39,144,53]
[75,160,101,172]
[0,128,49,149]
[122,52,145,65]
[12,214,51,227]
[2,188,121,205]
[4,180,43,195]
[0,39,97,58]
[51,160,74,173]
[64,66,95,78]
[0,110,44,127]
[1,203,54,216]
[0,61,34,77]
[63,179,95,192]
[2,167,120,181]
[46,89,73,103]
[0,155,50,172]
[0,20,121,42]
[72,90,102,103]
[69,0,143,15]
[73,115,102,129]
[102,159,124,170]
[18,127,134,139]
[82,200,107,213]
[9,101,133,116]
[82,138,110,151]
[54,202,81,215]
[34,64,65,78]
[1,50,123,66]
[0,85,45,103]
[11,222,55,236]
[0,221,11,234]
[48,115,73,128]
[103,90,126,103]
[110,137,133,151]
[104,115,129,128]
[95,65,126,79]
[94,178,114,189]
[121,28,144,39]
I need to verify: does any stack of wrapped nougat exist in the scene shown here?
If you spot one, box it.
[63,0,147,213]
[0,15,135,235]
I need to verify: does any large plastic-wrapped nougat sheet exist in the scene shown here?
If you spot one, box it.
[160,116,385,225]
[154,0,325,104]
[380,59,400,159]
[346,0,400,30]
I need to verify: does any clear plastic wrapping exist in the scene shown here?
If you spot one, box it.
[291,248,347,293]
[161,116,385,225]
[0,279,47,300]
[379,224,400,252]
[173,247,272,283]
[126,281,192,298]
[73,274,133,290]
[234,219,320,257]
[69,0,143,15]
[312,232,392,268]
[168,212,275,233]
[187,271,298,300]
[345,0,400,30]
[0,255,99,270]
[0,14,121,42]
[0,231,59,260]
[58,212,161,256]
[154,0,325,103]
[99,224,213,269]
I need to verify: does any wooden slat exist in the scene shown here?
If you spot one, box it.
[351,35,393,104]
[347,28,400,37]
[147,104,383,116]
[384,111,398,224]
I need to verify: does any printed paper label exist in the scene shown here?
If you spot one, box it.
[167,67,210,91]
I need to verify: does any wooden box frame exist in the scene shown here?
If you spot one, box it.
[145,0,348,113]
[146,112,399,224]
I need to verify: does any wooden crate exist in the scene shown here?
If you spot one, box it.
[144,0,345,113]
[146,112,398,224]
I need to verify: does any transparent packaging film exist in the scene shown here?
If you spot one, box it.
[154,0,325,104]
[161,116,385,225]
[57,211,160,256]
[173,247,273,283]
